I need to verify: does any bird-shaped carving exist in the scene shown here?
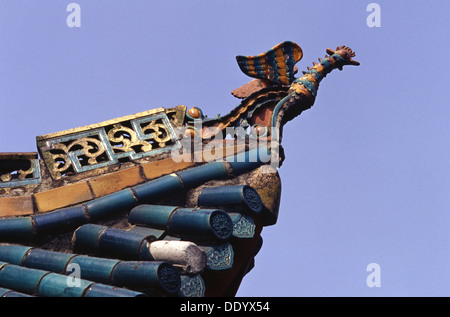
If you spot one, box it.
[0,41,358,297]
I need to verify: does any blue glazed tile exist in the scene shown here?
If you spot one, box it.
[138,240,154,261]
[85,188,137,221]
[228,213,256,238]
[169,208,233,241]
[0,287,33,297]
[72,224,107,253]
[128,205,177,229]
[0,287,11,296]
[98,227,145,259]
[69,255,119,284]
[111,261,180,294]
[32,212,66,235]
[0,244,31,265]
[37,272,92,297]
[225,146,271,175]
[199,243,234,270]
[32,205,88,235]
[127,226,165,240]
[178,274,205,297]
[0,264,47,294]
[176,162,228,188]
[73,224,153,261]
[198,185,263,213]
[0,217,34,241]
[22,248,74,273]
[84,283,147,297]
[132,174,184,203]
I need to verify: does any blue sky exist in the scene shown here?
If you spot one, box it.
[0,1,448,296]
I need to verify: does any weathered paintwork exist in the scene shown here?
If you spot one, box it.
[0,41,358,297]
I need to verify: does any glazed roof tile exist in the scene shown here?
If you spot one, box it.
[0,41,359,296]
[0,139,271,297]
[0,260,147,297]
[0,146,269,297]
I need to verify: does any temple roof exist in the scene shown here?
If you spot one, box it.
[0,143,280,297]
[0,41,358,297]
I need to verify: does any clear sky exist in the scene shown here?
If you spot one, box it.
[0,1,448,297]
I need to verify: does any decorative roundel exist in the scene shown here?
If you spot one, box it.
[251,124,268,137]
[186,107,204,120]
[157,263,182,294]
[242,185,263,213]
[209,210,233,241]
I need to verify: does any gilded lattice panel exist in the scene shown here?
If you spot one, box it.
[37,106,186,180]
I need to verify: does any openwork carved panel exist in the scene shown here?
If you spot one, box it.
[0,153,42,188]
[37,107,185,180]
